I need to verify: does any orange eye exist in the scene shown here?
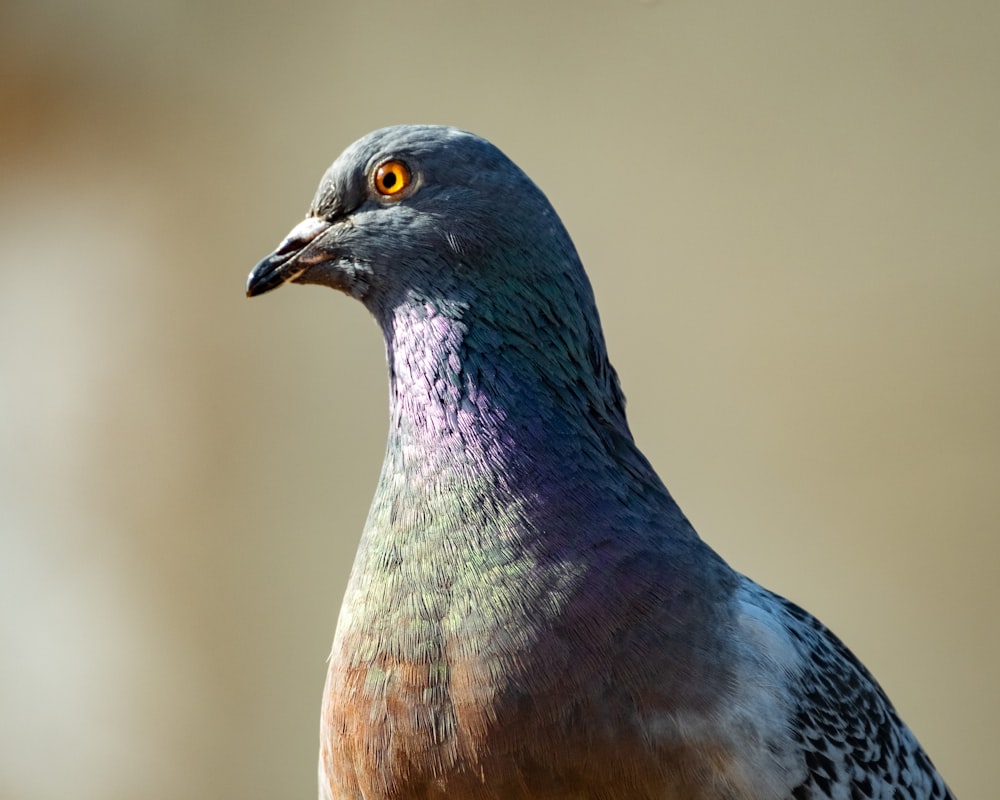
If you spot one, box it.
[373,160,411,196]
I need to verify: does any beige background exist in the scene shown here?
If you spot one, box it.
[2,2,996,798]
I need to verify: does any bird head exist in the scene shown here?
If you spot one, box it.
[249,126,576,310]
[247,125,627,434]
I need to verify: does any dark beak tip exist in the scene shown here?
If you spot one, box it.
[245,270,269,299]
[245,272,268,298]
[246,252,293,298]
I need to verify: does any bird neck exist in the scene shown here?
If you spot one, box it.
[341,292,705,649]
[380,294,635,493]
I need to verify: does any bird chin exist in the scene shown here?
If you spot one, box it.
[292,260,371,300]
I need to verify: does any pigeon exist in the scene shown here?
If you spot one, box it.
[247,125,954,800]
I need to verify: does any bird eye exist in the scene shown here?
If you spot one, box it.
[373,160,411,197]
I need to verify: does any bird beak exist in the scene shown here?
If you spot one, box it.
[246,217,332,298]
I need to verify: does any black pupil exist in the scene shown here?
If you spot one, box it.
[382,171,397,189]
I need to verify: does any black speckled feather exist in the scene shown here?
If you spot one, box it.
[772,594,953,799]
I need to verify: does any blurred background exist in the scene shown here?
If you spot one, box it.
[1,1,996,798]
